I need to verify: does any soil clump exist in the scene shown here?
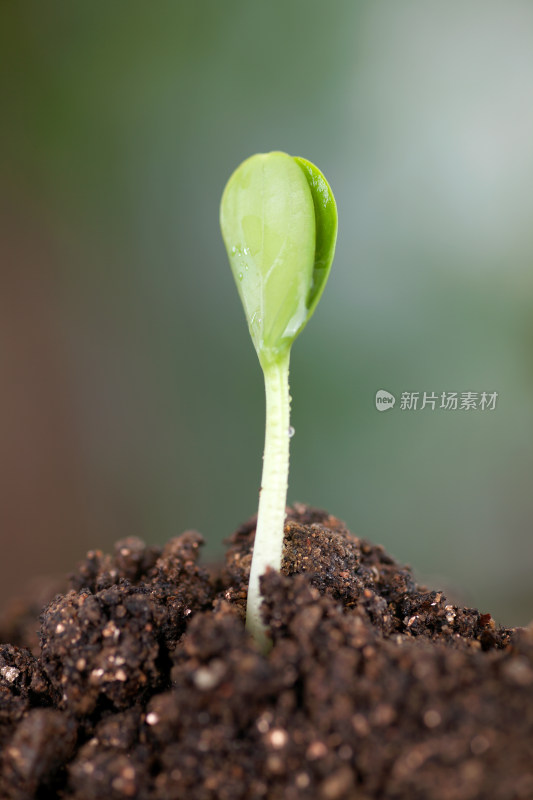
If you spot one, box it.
[0,506,531,799]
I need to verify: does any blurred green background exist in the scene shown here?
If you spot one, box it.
[1,1,532,625]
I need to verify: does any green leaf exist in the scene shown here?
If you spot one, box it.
[293,156,338,320]
[220,151,337,366]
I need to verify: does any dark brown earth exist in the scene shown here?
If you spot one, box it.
[0,505,532,799]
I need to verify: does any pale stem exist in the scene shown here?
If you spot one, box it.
[246,351,291,651]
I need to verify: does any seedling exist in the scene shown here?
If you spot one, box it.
[220,151,337,650]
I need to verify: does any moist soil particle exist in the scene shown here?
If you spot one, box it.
[0,506,532,799]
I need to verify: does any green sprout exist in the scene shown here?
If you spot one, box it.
[220,151,337,650]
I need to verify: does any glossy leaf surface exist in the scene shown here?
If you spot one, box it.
[220,151,337,367]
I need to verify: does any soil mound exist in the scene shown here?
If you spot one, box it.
[0,506,531,799]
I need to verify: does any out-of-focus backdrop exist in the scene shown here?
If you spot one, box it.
[1,1,532,625]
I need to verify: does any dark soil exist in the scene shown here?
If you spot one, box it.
[1,505,532,799]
